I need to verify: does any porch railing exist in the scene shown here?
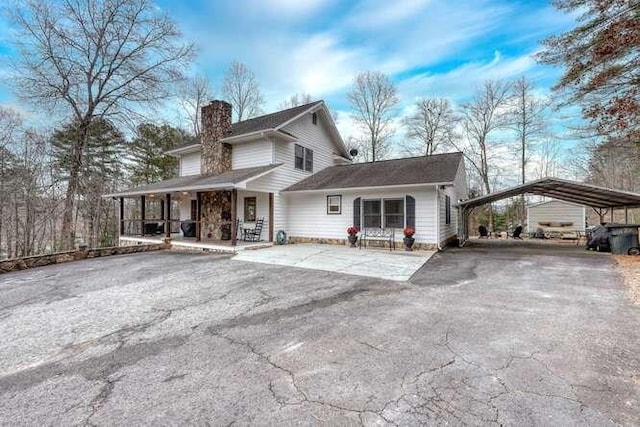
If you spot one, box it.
[119,219,240,241]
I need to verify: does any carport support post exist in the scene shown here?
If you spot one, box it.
[165,193,171,238]
[140,195,146,236]
[625,207,629,224]
[231,189,237,247]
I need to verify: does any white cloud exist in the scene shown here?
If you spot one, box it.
[346,0,432,28]
[397,50,542,103]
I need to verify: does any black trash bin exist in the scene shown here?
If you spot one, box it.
[607,224,640,254]
[220,224,231,240]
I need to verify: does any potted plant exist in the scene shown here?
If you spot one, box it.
[347,226,359,247]
[403,227,415,251]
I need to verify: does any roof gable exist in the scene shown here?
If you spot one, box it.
[168,100,348,157]
[284,152,464,192]
[227,101,323,138]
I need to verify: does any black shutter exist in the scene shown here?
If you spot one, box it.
[406,195,415,228]
[353,197,361,230]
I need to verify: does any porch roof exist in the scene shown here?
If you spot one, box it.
[104,164,280,198]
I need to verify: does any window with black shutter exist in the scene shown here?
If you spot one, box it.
[445,195,451,225]
[353,197,361,230]
[405,195,415,229]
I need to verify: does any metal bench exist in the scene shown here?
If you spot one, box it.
[359,228,395,251]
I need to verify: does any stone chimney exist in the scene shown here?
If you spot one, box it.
[201,100,232,176]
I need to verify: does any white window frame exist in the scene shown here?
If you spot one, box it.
[326,195,342,215]
[294,143,313,172]
[361,197,406,229]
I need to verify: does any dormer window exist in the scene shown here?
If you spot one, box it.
[312,112,318,125]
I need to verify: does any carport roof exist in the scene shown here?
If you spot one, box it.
[457,177,640,210]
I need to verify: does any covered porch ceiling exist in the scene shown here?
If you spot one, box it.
[457,177,640,210]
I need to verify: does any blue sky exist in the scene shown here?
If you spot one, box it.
[0,0,578,147]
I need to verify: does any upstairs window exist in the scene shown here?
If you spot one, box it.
[295,144,304,170]
[312,112,318,125]
[294,144,313,172]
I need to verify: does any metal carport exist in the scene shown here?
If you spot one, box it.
[456,177,640,245]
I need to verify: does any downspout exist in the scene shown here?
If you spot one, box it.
[435,186,442,251]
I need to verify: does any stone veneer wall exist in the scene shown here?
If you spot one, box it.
[200,100,232,176]
[287,236,440,251]
[0,243,168,274]
[200,191,232,240]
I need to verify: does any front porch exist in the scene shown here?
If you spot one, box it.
[113,187,275,251]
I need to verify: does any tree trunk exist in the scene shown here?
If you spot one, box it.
[60,122,89,250]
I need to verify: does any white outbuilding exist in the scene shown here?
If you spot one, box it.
[526,200,586,237]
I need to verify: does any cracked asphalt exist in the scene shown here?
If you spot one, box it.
[0,240,638,425]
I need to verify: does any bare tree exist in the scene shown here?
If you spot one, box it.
[347,71,399,162]
[509,77,548,225]
[0,106,23,258]
[9,0,193,250]
[453,80,511,229]
[402,98,457,156]
[222,61,264,122]
[533,139,562,179]
[278,93,314,110]
[509,77,548,184]
[180,75,213,137]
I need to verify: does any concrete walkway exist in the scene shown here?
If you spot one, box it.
[233,243,434,281]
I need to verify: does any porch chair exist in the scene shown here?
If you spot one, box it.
[244,217,265,242]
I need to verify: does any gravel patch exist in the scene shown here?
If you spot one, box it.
[614,255,640,305]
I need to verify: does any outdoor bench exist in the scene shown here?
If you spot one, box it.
[359,228,396,251]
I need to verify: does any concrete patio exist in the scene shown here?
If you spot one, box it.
[232,243,435,281]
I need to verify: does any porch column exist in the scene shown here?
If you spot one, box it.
[119,197,124,236]
[165,193,171,238]
[231,189,237,246]
[269,192,274,242]
[196,192,202,242]
[610,207,614,223]
[140,195,146,236]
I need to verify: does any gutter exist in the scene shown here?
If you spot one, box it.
[283,182,454,194]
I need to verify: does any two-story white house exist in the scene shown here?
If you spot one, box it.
[106,100,467,251]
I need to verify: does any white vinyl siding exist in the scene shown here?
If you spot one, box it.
[179,195,196,221]
[284,187,438,244]
[180,152,201,176]
[245,111,344,232]
[527,201,586,233]
[232,139,274,169]
[438,186,458,244]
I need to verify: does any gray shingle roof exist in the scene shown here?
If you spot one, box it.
[104,164,280,197]
[284,152,464,192]
[170,101,323,151]
[228,100,323,137]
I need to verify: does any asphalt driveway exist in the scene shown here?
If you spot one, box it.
[0,241,638,425]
